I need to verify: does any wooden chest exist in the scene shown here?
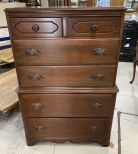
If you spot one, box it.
[5,7,125,146]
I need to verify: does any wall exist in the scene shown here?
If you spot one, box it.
[40,0,125,7]
[110,0,125,6]
[41,0,49,6]
[0,2,25,27]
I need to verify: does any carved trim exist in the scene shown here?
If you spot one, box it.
[26,136,110,146]
[17,86,119,94]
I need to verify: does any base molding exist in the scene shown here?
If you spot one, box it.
[26,137,110,147]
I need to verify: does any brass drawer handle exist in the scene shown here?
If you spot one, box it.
[33,125,47,131]
[88,126,102,132]
[29,73,44,81]
[25,48,40,56]
[91,24,98,33]
[32,24,39,32]
[91,102,103,110]
[32,103,42,110]
[90,73,104,80]
[92,48,109,56]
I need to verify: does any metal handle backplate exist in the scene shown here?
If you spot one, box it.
[25,48,40,56]
[32,103,42,110]
[92,48,109,56]
[88,126,102,132]
[33,125,47,131]
[91,102,103,110]
[29,73,44,81]
[90,73,104,80]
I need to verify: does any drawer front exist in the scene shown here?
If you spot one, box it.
[19,93,116,117]
[17,66,116,87]
[24,118,111,140]
[68,17,121,37]
[10,18,62,38]
[13,39,120,65]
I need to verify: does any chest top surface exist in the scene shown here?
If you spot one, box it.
[5,6,125,16]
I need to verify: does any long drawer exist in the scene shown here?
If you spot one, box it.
[17,66,116,87]
[24,118,111,140]
[19,93,116,117]
[13,39,120,65]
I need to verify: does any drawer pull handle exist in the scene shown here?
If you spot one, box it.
[29,73,44,81]
[90,73,104,80]
[32,103,42,110]
[91,103,103,110]
[25,48,40,56]
[32,24,39,32]
[92,48,109,56]
[91,24,98,33]
[89,126,102,132]
[33,125,47,131]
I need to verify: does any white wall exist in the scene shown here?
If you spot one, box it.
[41,0,49,7]
[0,2,25,27]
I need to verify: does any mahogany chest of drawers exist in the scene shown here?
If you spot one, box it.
[5,7,125,146]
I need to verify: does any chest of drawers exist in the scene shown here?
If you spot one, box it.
[5,7,125,146]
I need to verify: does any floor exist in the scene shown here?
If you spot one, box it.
[0,62,138,154]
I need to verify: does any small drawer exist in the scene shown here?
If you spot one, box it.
[68,17,121,38]
[13,39,120,65]
[10,18,62,38]
[19,93,116,117]
[24,118,111,141]
[17,66,116,87]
